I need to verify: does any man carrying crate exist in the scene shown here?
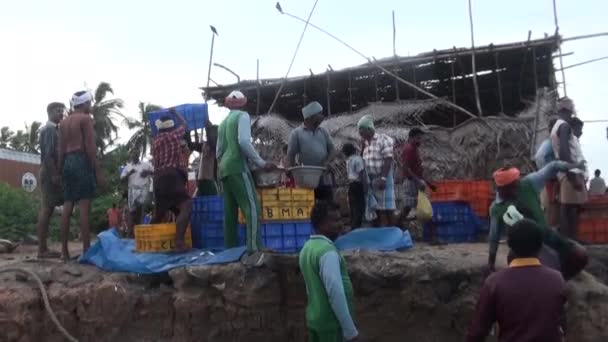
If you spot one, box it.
[217,91,276,265]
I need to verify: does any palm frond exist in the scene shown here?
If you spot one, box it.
[94,82,114,103]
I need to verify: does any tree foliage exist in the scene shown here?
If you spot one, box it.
[126,102,163,159]
[91,82,125,156]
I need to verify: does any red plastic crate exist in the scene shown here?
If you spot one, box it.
[577,217,608,244]
[431,180,493,217]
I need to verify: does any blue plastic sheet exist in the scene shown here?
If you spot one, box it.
[80,229,246,274]
[81,227,414,274]
[335,227,413,251]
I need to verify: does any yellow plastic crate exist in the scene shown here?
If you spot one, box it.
[278,188,292,201]
[293,206,313,220]
[134,223,192,253]
[239,187,315,223]
[292,188,315,201]
[260,188,279,202]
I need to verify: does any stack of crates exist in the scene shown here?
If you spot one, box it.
[577,195,608,244]
[191,196,244,251]
[424,201,482,243]
[239,188,315,223]
[431,180,493,218]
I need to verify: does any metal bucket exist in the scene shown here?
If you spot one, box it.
[288,166,326,189]
[252,169,284,188]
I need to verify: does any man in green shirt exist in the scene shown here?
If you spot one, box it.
[217,91,276,263]
[488,161,588,280]
[299,202,359,342]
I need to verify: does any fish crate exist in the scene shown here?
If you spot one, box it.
[260,221,313,253]
[577,217,608,244]
[239,188,314,223]
[431,180,493,217]
[134,224,192,253]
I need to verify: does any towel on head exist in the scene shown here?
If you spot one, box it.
[493,167,520,187]
[225,90,247,109]
[70,91,93,107]
[302,101,323,119]
[357,114,375,129]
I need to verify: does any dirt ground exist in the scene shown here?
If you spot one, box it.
[0,242,607,341]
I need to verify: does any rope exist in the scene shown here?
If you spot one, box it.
[0,268,79,342]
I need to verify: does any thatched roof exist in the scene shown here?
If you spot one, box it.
[252,89,558,182]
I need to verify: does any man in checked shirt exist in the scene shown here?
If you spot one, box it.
[151,109,192,250]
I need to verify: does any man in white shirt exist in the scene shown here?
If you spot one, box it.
[589,169,607,195]
[120,152,154,235]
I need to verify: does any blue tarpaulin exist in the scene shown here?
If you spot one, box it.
[80,227,414,274]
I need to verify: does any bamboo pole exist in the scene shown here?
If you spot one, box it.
[532,47,539,94]
[553,0,567,97]
[560,56,608,70]
[348,70,353,113]
[494,52,504,114]
[256,59,260,115]
[267,0,319,114]
[562,32,608,42]
[205,27,218,103]
[392,10,397,57]
[412,66,418,99]
[374,71,379,102]
[326,69,332,115]
[468,0,483,116]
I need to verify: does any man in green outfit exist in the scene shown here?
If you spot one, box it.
[217,91,276,262]
[488,160,588,280]
[299,202,359,342]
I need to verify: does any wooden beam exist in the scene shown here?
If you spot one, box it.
[326,69,332,115]
[348,70,353,113]
[532,47,539,94]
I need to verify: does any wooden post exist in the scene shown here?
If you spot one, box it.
[468,0,483,116]
[374,71,379,102]
[256,59,261,115]
[450,58,457,126]
[412,66,418,99]
[392,10,397,57]
[326,69,332,115]
[494,52,504,114]
[348,70,353,113]
[532,47,539,94]
[553,0,567,96]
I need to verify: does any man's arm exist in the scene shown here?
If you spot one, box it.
[57,126,66,173]
[465,279,497,342]
[558,124,573,163]
[170,108,188,129]
[40,129,58,177]
[487,211,502,270]
[237,112,265,168]
[319,251,358,340]
[184,130,202,152]
[322,128,336,165]
[524,160,571,193]
[286,130,298,167]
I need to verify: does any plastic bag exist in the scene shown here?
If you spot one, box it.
[415,191,433,222]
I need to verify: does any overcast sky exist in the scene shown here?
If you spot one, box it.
[1,0,606,174]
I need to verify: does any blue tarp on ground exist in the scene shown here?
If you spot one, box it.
[80,227,414,274]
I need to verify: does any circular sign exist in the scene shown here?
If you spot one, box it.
[21,172,37,192]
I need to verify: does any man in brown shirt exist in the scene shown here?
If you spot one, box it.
[466,218,566,342]
[58,91,104,260]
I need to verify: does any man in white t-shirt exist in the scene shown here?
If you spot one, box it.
[120,152,154,235]
[589,169,607,195]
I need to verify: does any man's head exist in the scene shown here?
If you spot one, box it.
[70,90,93,114]
[557,97,575,120]
[357,114,375,140]
[310,201,343,241]
[302,101,324,129]
[112,203,117,209]
[341,143,357,157]
[595,169,601,178]
[507,218,543,258]
[130,150,140,164]
[155,115,175,133]
[493,167,521,201]
[225,90,247,110]
[46,102,65,124]
[570,117,584,138]
[408,127,425,146]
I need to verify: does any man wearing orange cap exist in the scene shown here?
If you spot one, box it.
[217,91,277,265]
[488,160,588,280]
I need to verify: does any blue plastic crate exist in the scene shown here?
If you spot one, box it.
[192,196,224,226]
[148,103,209,136]
[192,221,246,251]
[424,201,481,243]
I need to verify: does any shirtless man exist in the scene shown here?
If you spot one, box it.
[58,91,104,260]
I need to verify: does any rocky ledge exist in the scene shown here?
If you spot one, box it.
[1,243,607,341]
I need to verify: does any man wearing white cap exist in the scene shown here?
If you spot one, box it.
[217,91,276,264]
[287,101,336,201]
[58,90,104,260]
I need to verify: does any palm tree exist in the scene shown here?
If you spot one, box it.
[0,127,14,149]
[126,102,163,159]
[24,121,42,154]
[10,130,28,152]
[91,82,125,156]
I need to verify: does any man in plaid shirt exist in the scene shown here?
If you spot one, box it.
[358,114,396,226]
[151,109,192,250]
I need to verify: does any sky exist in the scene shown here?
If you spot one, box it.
[0,0,606,174]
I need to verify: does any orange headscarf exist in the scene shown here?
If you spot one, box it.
[493,167,521,187]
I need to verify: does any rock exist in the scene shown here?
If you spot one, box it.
[0,243,607,341]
